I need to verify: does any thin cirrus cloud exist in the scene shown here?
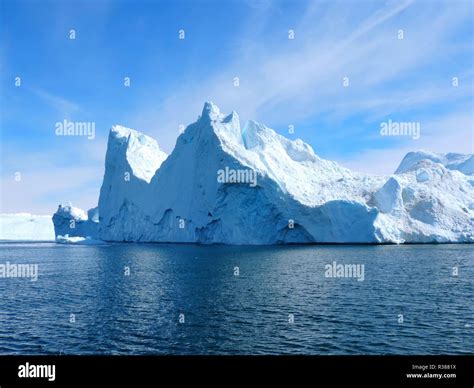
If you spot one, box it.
[131,0,472,159]
[30,87,83,118]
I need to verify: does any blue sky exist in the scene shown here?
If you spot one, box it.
[1,0,473,213]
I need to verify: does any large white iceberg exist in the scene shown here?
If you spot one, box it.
[53,102,473,244]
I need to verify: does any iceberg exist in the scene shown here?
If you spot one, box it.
[396,150,473,175]
[52,204,99,240]
[53,102,473,244]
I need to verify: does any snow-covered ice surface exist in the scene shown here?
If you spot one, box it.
[396,150,473,175]
[53,102,473,244]
[0,213,55,241]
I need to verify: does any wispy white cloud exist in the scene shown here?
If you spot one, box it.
[29,87,82,118]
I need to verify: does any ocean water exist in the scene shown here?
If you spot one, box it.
[0,243,472,355]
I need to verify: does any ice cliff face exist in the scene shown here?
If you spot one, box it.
[53,102,473,244]
[97,125,167,239]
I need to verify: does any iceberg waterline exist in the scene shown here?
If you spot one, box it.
[51,102,473,244]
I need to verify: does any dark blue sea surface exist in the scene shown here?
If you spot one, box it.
[0,243,472,355]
